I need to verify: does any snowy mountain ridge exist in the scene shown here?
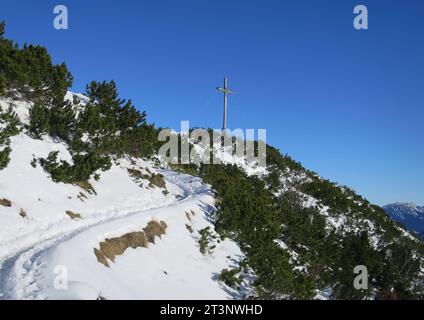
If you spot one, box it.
[384,202,424,218]
[384,203,424,240]
[1,91,423,299]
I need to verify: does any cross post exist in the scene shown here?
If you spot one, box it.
[217,78,234,130]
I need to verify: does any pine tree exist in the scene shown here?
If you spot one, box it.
[0,74,5,96]
[0,21,72,103]
[0,21,5,38]
[0,105,20,169]
[29,100,50,139]
[49,100,76,142]
[0,21,10,97]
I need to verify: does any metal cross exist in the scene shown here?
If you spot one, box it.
[217,78,234,130]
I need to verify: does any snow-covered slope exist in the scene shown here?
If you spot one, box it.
[0,95,244,300]
[1,93,423,300]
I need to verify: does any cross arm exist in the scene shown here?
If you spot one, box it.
[217,87,234,94]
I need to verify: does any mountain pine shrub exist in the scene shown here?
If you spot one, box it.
[0,105,20,170]
[173,141,424,300]
[0,21,158,181]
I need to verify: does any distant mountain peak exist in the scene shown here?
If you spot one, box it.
[384,203,424,240]
[384,202,423,216]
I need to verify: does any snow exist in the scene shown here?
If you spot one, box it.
[5,194,243,300]
[187,139,268,177]
[384,202,423,219]
[0,133,178,263]
[64,91,89,105]
[0,95,244,300]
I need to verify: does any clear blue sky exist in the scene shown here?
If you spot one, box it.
[1,0,423,206]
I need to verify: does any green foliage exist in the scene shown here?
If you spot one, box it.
[249,243,314,299]
[0,29,159,182]
[266,145,304,173]
[0,74,5,96]
[30,157,37,168]
[173,141,424,299]
[28,100,50,138]
[39,151,111,184]
[219,268,243,289]
[28,77,158,183]
[48,101,76,141]
[0,21,5,38]
[76,81,151,156]
[191,163,312,298]
[0,21,74,143]
[34,80,157,183]
[300,177,352,214]
[29,99,76,141]
[330,231,383,299]
[198,226,217,255]
[0,105,20,170]
[0,22,73,103]
[378,239,424,299]
[0,145,12,170]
